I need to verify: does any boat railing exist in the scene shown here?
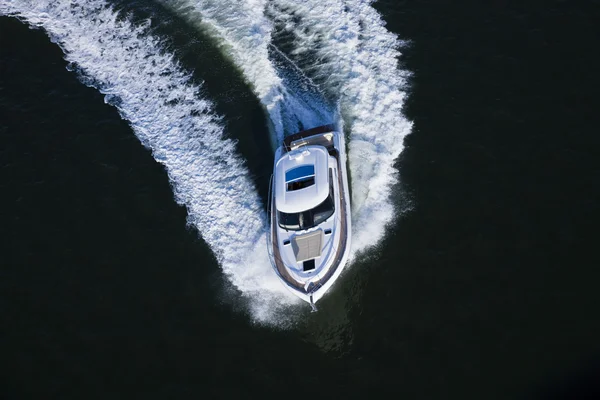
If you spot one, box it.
[266,174,273,223]
[265,173,276,268]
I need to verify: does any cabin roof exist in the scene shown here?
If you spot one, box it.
[275,146,329,214]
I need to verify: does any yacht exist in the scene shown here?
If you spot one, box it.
[267,124,352,310]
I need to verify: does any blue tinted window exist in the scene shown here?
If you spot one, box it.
[285,165,315,182]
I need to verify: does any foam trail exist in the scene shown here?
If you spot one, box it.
[158,0,331,142]
[0,0,298,322]
[267,0,413,255]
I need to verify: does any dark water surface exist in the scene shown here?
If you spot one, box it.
[1,1,599,399]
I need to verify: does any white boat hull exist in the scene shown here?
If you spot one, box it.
[267,125,352,309]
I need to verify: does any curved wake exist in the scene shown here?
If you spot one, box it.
[160,0,332,142]
[0,0,298,322]
[1,0,412,323]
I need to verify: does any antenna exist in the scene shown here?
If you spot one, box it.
[309,295,318,312]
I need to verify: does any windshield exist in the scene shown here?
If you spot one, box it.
[278,169,335,231]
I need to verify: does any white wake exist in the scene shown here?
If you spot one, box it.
[159,0,332,143]
[0,0,299,322]
[1,0,412,323]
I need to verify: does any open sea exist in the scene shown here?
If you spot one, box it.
[1,1,598,398]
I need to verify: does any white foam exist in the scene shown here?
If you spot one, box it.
[266,0,413,256]
[158,0,330,142]
[1,0,413,323]
[0,0,298,323]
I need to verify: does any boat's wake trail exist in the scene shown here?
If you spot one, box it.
[160,0,333,143]
[2,0,412,324]
[0,0,299,322]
